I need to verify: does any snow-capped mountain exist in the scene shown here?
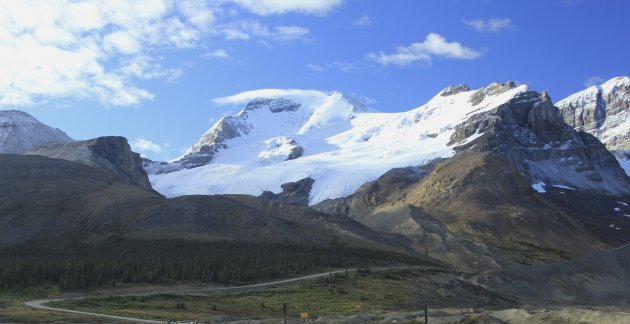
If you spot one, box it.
[557,76,630,174]
[148,81,630,205]
[0,110,72,153]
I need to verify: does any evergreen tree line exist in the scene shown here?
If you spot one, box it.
[0,240,424,291]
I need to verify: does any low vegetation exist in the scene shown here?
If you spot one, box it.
[49,269,429,322]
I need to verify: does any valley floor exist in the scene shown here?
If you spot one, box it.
[5,268,629,323]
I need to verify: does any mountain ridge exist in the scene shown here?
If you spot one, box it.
[147,80,630,205]
[147,82,535,204]
[557,76,630,175]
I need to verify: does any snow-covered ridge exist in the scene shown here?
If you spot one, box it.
[557,76,630,107]
[0,109,72,154]
[556,76,630,175]
[149,83,531,204]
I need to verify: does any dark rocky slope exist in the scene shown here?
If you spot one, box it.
[475,243,630,305]
[0,154,418,256]
[27,136,154,192]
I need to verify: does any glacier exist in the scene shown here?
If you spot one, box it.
[148,84,530,205]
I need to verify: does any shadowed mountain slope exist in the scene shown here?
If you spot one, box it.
[0,154,420,257]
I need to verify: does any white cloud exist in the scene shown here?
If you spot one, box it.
[204,49,230,59]
[118,55,182,83]
[306,61,358,73]
[273,26,310,41]
[211,89,326,105]
[228,0,343,16]
[219,21,310,42]
[366,33,482,67]
[0,0,319,108]
[131,138,166,157]
[584,76,604,88]
[353,14,372,27]
[462,18,513,33]
[306,63,324,72]
[0,0,218,107]
[104,31,142,55]
[332,61,358,72]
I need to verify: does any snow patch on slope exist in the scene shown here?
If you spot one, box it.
[618,158,630,177]
[557,76,630,107]
[532,182,546,193]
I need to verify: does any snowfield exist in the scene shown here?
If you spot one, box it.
[149,85,530,205]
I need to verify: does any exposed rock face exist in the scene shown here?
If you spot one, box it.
[245,98,301,113]
[451,88,630,196]
[260,137,304,162]
[287,145,304,160]
[177,115,250,169]
[440,84,470,97]
[174,98,305,169]
[557,76,630,175]
[469,81,516,106]
[27,136,153,192]
[557,76,630,153]
[0,110,72,153]
[260,177,314,206]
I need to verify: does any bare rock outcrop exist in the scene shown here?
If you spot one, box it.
[28,136,153,192]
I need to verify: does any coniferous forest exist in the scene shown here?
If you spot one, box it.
[0,240,426,292]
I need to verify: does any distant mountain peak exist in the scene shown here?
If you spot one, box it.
[0,109,72,154]
[557,75,630,175]
[559,76,629,104]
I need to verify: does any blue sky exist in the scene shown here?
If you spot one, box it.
[1,0,628,160]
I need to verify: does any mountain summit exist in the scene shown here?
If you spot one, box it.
[0,110,72,153]
[148,82,626,204]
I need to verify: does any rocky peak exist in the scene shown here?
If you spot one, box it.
[27,136,154,192]
[557,76,630,154]
[469,81,518,106]
[177,115,250,169]
[527,90,565,135]
[244,97,301,113]
[439,84,470,97]
[450,88,630,196]
[487,80,516,95]
[540,90,551,103]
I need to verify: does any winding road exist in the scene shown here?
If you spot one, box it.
[25,267,401,323]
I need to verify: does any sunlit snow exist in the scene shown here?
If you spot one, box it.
[531,182,546,194]
[150,86,529,204]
